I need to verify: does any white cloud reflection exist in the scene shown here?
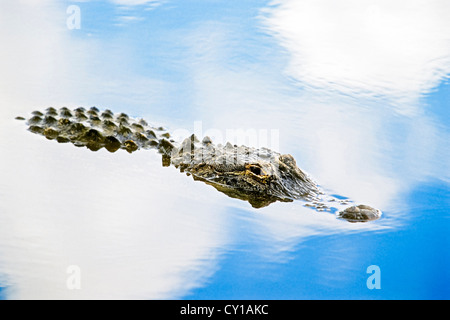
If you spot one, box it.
[263,0,450,113]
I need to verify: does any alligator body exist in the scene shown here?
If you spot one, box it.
[18,107,382,222]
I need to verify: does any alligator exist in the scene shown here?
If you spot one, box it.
[16,107,382,223]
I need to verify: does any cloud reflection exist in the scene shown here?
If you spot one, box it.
[0,124,229,299]
[263,0,450,113]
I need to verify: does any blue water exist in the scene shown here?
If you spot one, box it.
[0,0,449,299]
[186,181,450,300]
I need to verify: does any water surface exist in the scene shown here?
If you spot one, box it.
[0,0,449,299]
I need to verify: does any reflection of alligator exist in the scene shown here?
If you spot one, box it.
[17,107,382,222]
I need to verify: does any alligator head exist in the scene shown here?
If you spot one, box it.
[170,135,321,208]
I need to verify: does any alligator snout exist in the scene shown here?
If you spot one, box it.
[338,204,382,222]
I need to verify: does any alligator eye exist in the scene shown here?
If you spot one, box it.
[249,165,262,175]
